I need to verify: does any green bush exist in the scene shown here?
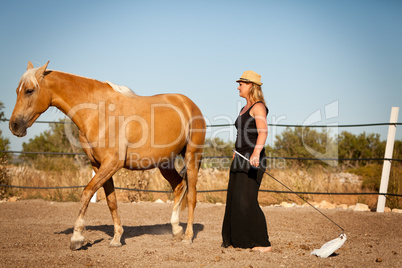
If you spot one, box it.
[0,100,11,198]
[0,155,10,199]
[348,163,401,209]
[348,164,382,191]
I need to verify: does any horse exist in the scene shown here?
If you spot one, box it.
[9,61,206,250]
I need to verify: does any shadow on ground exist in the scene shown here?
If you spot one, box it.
[55,223,205,249]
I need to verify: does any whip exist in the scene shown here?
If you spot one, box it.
[233,149,347,258]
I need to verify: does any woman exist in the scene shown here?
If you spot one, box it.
[222,70,271,253]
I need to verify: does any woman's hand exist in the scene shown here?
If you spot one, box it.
[250,152,260,167]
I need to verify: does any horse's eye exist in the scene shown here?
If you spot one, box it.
[25,89,34,95]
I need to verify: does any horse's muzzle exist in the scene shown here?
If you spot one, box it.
[9,117,28,137]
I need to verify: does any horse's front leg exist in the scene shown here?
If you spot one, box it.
[70,163,119,250]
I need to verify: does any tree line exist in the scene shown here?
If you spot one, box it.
[1,102,401,203]
[205,127,401,168]
[1,121,401,170]
[0,101,401,171]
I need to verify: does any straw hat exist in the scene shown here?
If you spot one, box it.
[236,70,263,86]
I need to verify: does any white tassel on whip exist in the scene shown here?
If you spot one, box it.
[311,234,347,258]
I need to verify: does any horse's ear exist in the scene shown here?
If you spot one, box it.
[35,61,50,80]
[27,61,34,70]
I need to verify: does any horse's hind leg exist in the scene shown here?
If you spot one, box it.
[159,164,186,240]
[182,150,203,244]
[103,177,124,247]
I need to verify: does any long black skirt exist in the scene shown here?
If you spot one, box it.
[222,155,271,248]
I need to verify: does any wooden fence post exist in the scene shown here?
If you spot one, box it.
[376,107,399,212]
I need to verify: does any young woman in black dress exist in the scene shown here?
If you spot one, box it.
[222,70,271,253]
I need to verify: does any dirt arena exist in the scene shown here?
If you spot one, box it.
[0,199,401,267]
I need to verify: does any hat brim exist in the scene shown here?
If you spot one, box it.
[236,78,262,86]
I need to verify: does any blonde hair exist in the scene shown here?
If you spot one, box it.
[249,83,266,106]
[19,68,40,92]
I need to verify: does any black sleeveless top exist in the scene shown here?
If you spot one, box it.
[234,101,269,157]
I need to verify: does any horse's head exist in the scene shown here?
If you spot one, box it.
[9,61,51,137]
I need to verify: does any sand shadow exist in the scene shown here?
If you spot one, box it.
[78,239,105,250]
[56,222,204,248]
[328,252,340,257]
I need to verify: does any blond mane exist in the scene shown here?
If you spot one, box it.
[18,68,136,99]
[19,68,40,92]
[105,81,136,98]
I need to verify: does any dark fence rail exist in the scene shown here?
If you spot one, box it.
[1,150,402,162]
[1,118,402,128]
[1,119,401,197]
[1,184,401,197]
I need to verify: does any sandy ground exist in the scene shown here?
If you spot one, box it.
[0,199,401,267]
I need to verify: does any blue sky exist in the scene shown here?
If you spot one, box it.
[0,0,401,151]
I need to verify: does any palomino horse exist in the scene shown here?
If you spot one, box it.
[9,61,206,250]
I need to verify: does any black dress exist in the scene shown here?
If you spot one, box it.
[222,101,271,249]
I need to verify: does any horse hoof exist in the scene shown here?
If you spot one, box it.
[70,239,86,251]
[182,238,192,245]
[174,235,183,242]
[109,241,122,248]
[173,228,183,241]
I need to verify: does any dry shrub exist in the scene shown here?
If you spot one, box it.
[258,165,363,206]
[7,165,91,202]
[196,168,229,204]
[28,156,79,172]
[97,169,171,203]
[8,159,399,208]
